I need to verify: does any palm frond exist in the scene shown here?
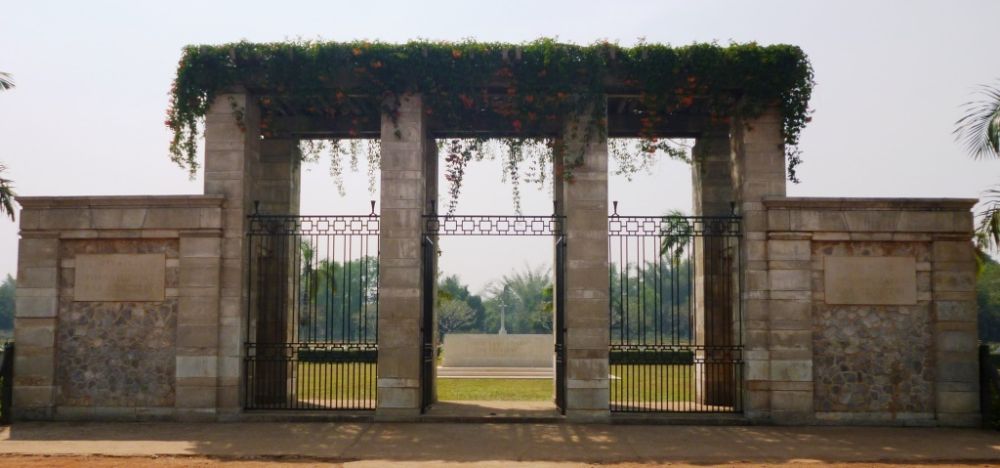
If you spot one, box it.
[0,164,15,221]
[0,72,13,91]
[954,83,1000,159]
[660,209,692,260]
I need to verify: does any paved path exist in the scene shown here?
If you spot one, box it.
[1,422,999,465]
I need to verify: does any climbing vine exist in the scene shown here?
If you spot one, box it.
[166,39,814,205]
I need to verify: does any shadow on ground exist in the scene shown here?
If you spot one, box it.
[2,422,1000,464]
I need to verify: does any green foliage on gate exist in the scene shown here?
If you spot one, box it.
[166,39,814,183]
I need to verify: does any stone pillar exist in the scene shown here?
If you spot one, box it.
[931,233,980,426]
[257,139,302,215]
[12,232,59,420]
[692,131,736,406]
[729,107,802,422]
[558,105,610,420]
[203,93,261,418]
[251,139,302,405]
[376,94,430,420]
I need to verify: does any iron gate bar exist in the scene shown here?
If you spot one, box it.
[245,210,380,411]
[608,211,743,414]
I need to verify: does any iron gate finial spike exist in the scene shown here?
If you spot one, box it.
[613,200,619,216]
[370,200,376,216]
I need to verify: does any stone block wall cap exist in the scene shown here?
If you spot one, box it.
[17,195,226,209]
[761,197,978,211]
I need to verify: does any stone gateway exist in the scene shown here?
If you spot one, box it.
[10,40,981,426]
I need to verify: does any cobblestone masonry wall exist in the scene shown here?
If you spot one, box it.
[812,241,934,417]
[55,239,179,408]
[763,197,979,427]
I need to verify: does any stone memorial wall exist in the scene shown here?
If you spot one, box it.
[757,197,978,426]
[13,195,224,420]
[441,334,553,368]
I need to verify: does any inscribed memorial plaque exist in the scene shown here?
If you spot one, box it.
[74,253,166,301]
[824,256,916,305]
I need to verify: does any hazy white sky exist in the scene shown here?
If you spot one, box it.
[2,0,999,292]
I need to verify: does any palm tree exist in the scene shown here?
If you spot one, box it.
[0,72,14,220]
[954,83,1000,252]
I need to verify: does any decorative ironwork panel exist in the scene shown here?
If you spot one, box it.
[608,215,741,237]
[245,213,379,411]
[249,214,380,236]
[608,214,743,414]
[424,215,565,236]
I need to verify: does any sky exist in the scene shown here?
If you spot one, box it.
[1,0,999,292]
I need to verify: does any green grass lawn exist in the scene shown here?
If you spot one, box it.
[437,379,552,401]
[293,362,700,403]
[296,362,376,401]
[610,364,694,402]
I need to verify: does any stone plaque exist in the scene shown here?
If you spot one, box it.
[824,256,916,305]
[74,253,166,302]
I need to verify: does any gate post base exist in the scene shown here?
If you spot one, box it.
[565,409,610,423]
[375,381,422,421]
[374,407,421,422]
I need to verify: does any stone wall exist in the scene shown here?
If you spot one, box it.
[13,195,224,420]
[758,197,979,426]
[441,334,553,368]
[56,239,180,408]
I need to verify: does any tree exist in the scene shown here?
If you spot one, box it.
[0,275,14,332]
[483,265,552,334]
[978,258,1000,342]
[954,83,1000,252]
[437,274,486,331]
[0,72,14,220]
[437,298,474,338]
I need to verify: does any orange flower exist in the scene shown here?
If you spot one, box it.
[680,96,694,107]
[352,48,362,56]
[452,49,462,59]
[371,60,383,69]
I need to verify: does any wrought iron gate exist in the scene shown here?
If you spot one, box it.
[245,211,379,410]
[421,214,567,413]
[608,209,743,413]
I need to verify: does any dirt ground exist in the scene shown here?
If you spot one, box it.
[0,457,998,468]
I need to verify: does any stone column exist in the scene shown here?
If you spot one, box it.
[376,94,430,420]
[203,92,261,418]
[729,107,803,422]
[931,233,980,426]
[257,139,302,216]
[691,131,736,406]
[251,139,302,405]
[558,105,610,420]
[12,232,59,420]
